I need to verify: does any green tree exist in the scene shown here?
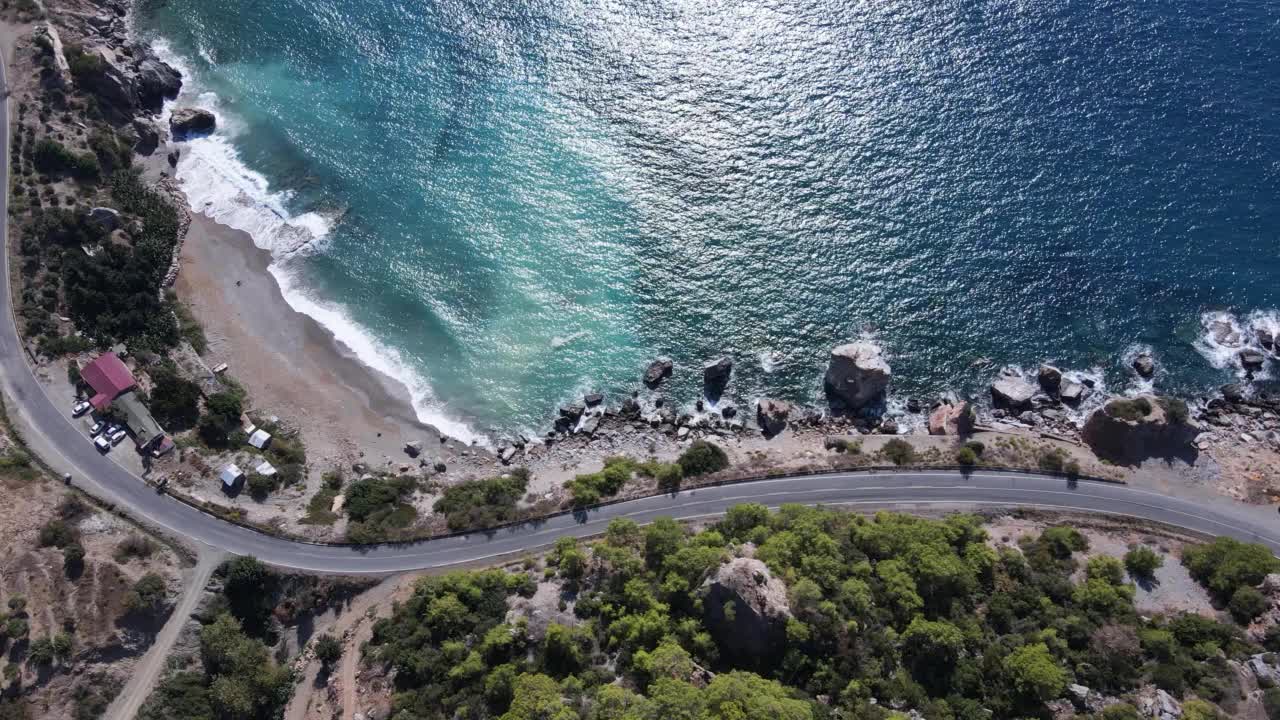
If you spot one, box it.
[221,555,274,636]
[500,673,576,720]
[1003,642,1067,702]
[701,672,812,720]
[125,573,168,615]
[1086,556,1126,586]
[1183,537,1280,601]
[148,366,202,430]
[1181,699,1223,720]
[1229,585,1269,623]
[901,617,965,682]
[643,517,685,569]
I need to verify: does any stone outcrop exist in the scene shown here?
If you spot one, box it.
[701,558,791,666]
[703,357,732,398]
[170,108,217,137]
[1059,379,1087,405]
[79,45,136,109]
[35,25,72,88]
[990,371,1036,410]
[135,58,182,112]
[928,401,975,436]
[1082,395,1198,463]
[824,342,891,410]
[643,358,673,387]
[1240,349,1265,372]
[756,398,791,436]
[132,118,162,155]
[1138,687,1182,720]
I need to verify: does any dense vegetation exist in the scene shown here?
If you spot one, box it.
[344,474,419,542]
[434,469,530,531]
[366,507,1271,720]
[567,457,683,506]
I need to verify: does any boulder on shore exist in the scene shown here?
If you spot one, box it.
[823,342,891,410]
[756,398,791,437]
[135,57,182,112]
[1059,379,1087,405]
[990,372,1036,410]
[170,108,217,137]
[1037,364,1063,395]
[132,119,161,156]
[1081,395,1198,463]
[643,358,673,387]
[703,357,733,397]
[928,401,975,436]
[700,558,791,667]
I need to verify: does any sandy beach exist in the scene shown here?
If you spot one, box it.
[172,210,479,472]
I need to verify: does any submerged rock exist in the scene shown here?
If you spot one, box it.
[824,342,891,410]
[170,107,217,137]
[1132,352,1156,379]
[643,358,673,387]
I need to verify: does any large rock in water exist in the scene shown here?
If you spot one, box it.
[1037,364,1063,395]
[990,372,1037,410]
[170,108,217,137]
[1082,395,1198,463]
[824,342,891,410]
[1132,352,1156,379]
[702,357,733,397]
[928,401,975,436]
[756,398,791,436]
[701,558,791,667]
[643,358,673,387]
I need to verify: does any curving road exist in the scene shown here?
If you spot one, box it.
[1,55,1279,574]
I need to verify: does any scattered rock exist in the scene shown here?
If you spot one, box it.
[1037,364,1063,394]
[577,415,600,436]
[928,401,975,436]
[86,206,121,231]
[620,398,640,418]
[498,446,518,464]
[403,440,423,458]
[824,342,891,410]
[1222,383,1247,404]
[721,405,737,419]
[1017,410,1038,426]
[559,404,585,422]
[1210,320,1242,347]
[703,357,733,397]
[990,372,1037,410]
[170,107,217,137]
[1132,352,1156,378]
[166,148,180,167]
[879,419,899,435]
[1138,687,1182,720]
[700,558,791,667]
[584,392,604,407]
[1259,328,1276,351]
[643,358,674,387]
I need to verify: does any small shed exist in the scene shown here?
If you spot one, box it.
[254,460,277,477]
[248,429,272,450]
[219,464,245,489]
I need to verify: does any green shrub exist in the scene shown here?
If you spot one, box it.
[1229,586,1269,623]
[1183,536,1280,601]
[314,633,342,666]
[114,534,156,563]
[302,487,340,525]
[246,472,278,501]
[881,438,915,466]
[1124,546,1163,580]
[433,470,527,531]
[124,573,168,615]
[147,365,202,431]
[33,138,98,179]
[1157,396,1190,424]
[1038,448,1067,473]
[38,518,78,548]
[677,441,729,476]
[955,446,977,466]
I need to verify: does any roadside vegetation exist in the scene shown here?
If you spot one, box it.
[363,506,1274,720]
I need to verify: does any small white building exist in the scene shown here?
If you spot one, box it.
[219,463,245,489]
[255,460,277,477]
[248,429,272,450]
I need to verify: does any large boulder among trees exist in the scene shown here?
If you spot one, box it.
[824,342,891,410]
[700,558,791,667]
[1081,395,1197,463]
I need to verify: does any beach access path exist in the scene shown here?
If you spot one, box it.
[2,52,1280,573]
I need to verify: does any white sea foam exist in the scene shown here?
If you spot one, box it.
[759,350,784,374]
[1193,310,1274,381]
[550,331,589,348]
[151,40,484,444]
[1119,343,1156,395]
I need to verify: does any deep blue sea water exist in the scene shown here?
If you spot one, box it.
[135,0,1280,440]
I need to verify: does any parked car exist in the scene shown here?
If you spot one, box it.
[89,420,106,437]
[109,429,128,446]
[93,435,111,453]
[105,423,122,437]
[72,400,91,418]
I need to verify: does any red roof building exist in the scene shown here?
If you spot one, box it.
[81,353,136,410]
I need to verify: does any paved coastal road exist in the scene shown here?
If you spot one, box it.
[1,57,1280,573]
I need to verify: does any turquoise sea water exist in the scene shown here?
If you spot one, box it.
[136,0,1280,440]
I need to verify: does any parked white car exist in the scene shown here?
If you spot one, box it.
[93,435,111,453]
[89,420,106,437]
[109,429,128,446]
[72,400,91,418]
